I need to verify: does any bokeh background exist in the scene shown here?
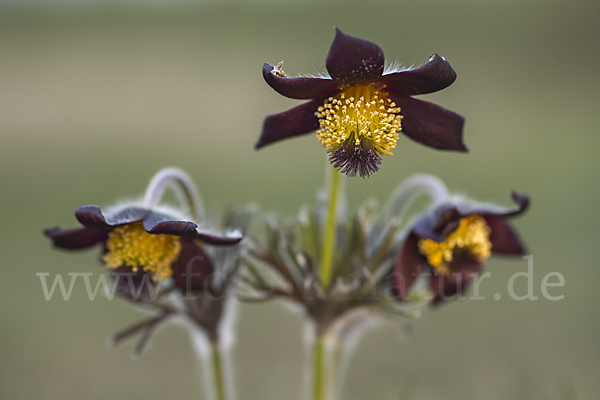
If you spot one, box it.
[1,0,598,399]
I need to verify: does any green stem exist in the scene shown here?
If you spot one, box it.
[320,167,342,289]
[210,340,227,400]
[330,339,344,397]
[312,333,327,400]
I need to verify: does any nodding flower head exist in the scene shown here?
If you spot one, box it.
[44,168,244,296]
[45,204,243,293]
[258,28,466,178]
[393,192,529,305]
[44,168,255,357]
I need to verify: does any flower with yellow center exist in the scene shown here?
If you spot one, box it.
[103,223,182,281]
[418,215,491,276]
[258,28,466,177]
[45,203,244,291]
[393,192,530,304]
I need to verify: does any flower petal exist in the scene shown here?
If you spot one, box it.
[146,220,199,237]
[382,54,457,96]
[142,211,198,236]
[75,205,150,229]
[144,211,243,246]
[413,205,462,242]
[262,63,338,100]
[391,96,467,151]
[255,99,321,149]
[465,192,530,218]
[44,227,108,250]
[492,192,529,218]
[393,233,425,300]
[430,259,482,305]
[412,193,529,254]
[484,217,527,255]
[110,266,156,299]
[430,271,472,305]
[326,28,384,83]
[507,192,530,217]
[170,239,213,292]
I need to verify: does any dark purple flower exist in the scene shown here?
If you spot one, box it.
[393,192,529,305]
[45,204,242,293]
[258,28,466,178]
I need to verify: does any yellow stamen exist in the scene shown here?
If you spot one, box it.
[102,223,182,281]
[418,215,492,276]
[315,85,403,156]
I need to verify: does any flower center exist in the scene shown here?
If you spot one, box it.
[315,85,402,178]
[103,223,182,281]
[417,215,492,276]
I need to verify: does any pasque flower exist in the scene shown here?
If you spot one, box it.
[45,168,244,297]
[258,28,466,178]
[45,204,243,293]
[393,192,529,304]
[45,169,253,400]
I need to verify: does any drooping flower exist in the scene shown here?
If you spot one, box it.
[44,169,253,400]
[258,28,466,178]
[45,204,242,293]
[393,192,529,304]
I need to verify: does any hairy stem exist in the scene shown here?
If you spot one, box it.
[330,339,344,399]
[210,340,227,400]
[143,167,204,221]
[320,167,342,289]
[191,328,231,400]
[381,173,449,221]
[312,332,327,400]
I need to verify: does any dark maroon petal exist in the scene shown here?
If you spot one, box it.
[430,259,482,305]
[262,63,338,100]
[255,99,321,149]
[484,217,527,255]
[509,192,530,216]
[147,220,199,237]
[382,54,457,97]
[44,227,108,250]
[477,192,530,219]
[171,239,213,292]
[143,211,243,246]
[110,266,156,299]
[430,272,472,305]
[391,96,467,152]
[142,211,198,236]
[325,28,384,83]
[413,205,462,242]
[74,205,109,228]
[462,192,529,222]
[393,233,425,300]
[75,205,150,229]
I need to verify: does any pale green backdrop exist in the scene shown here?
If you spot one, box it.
[1,0,598,399]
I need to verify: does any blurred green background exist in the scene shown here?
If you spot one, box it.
[1,0,598,399]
